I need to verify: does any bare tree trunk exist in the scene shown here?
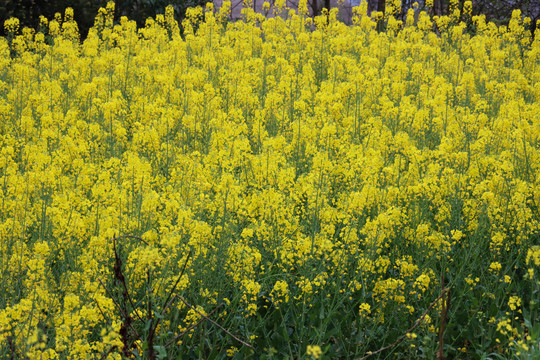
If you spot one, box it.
[368,0,378,14]
[324,0,330,11]
[324,0,330,24]
[377,0,385,13]
[433,0,443,16]
[311,0,319,16]
[531,0,540,35]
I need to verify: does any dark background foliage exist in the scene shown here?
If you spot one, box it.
[0,0,208,39]
[370,0,539,32]
[1,0,539,41]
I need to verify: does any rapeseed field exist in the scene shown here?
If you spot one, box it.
[0,1,539,358]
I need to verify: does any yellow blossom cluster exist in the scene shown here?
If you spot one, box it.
[0,0,539,357]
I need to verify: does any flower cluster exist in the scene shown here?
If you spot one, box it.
[0,0,539,358]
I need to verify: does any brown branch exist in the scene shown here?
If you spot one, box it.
[176,295,254,349]
[97,278,128,321]
[111,236,144,323]
[111,235,140,358]
[230,0,245,13]
[437,284,451,360]
[6,335,29,360]
[357,288,449,360]
[92,294,108,322]
[97,277,142,340]
[95,279,142,357]
[8,336,16,360]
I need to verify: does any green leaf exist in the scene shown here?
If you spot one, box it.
[154,345,167,359]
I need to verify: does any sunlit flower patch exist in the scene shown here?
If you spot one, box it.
[0,1,539,358]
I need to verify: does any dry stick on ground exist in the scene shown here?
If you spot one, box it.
[176,295,254,349]
[357,288,449,360]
